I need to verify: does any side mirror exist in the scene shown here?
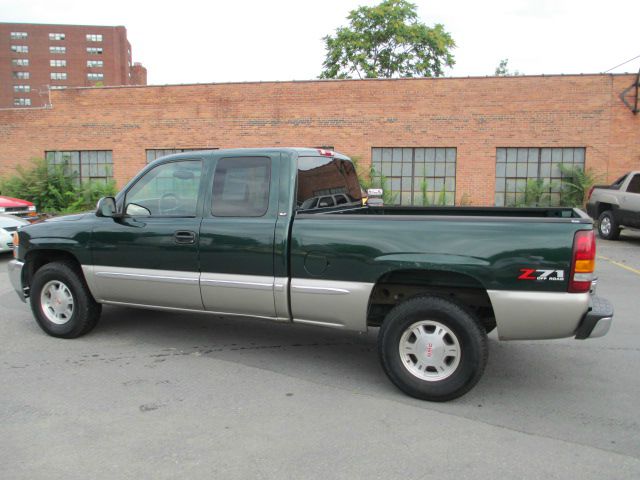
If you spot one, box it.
[96,196,117,217]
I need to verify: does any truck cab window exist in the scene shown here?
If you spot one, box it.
[125,160,202,216]
[626,174,640,194]
[212,157,270,217]
[296,156,363,212]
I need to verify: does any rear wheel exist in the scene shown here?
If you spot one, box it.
[598,211,620,240]
[378,295,488,402]
[30,262,102,338]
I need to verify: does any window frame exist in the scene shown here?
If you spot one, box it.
[495,147,586,207]
[371,147,457,206]
[45,150,113,183]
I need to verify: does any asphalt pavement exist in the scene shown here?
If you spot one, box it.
[1,233,639,479]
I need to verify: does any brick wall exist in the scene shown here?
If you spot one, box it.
[0,74,638,205]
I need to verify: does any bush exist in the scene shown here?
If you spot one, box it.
[559,165,599,208]
[0,158,117,214]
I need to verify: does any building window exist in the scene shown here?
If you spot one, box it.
[11,45,29,53]
[371,147,456,206]
[50,72,67,80]
[14,98,31,106]
[49,46,66,54]
[13,85,30,93]
[50,86,67,90]
[46,151,113,184]
[87,60,103,68]
[50,59,67,67]
[87,73,104,81]
[49,33,65,41]
[12,59,29,66]
[86,47,103,55]
[495,147,586,207]
[145,148,215,163]
[10,32,28,40]
[12,72,30,79]
[86,34,103,42]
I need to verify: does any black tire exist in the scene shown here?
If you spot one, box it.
[597,210,620,240]
[378,295,488,402]
[29,261,102,338]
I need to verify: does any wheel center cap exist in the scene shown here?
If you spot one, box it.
[419,336,444,365]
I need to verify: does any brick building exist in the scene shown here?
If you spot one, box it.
[0,22,146,108]
[0,74,638,206]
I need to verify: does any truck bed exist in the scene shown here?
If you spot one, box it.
[313,205,589,220]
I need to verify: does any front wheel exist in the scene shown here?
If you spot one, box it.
[597,211,620,240]
[30,262,102,338]
[378,296,488,402]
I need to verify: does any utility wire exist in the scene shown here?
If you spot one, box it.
[604,54,640,73]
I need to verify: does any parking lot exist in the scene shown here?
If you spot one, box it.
[1,233,639,479]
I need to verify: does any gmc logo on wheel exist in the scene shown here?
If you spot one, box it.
[518,269,565,281]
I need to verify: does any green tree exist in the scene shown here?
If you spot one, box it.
[0,158,116,214]
[495,58,522,76]
[320,0,455,79]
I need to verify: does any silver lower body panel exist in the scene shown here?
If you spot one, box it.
[290,278,374,332]
[487,290,590,340]
[8,259,26,302]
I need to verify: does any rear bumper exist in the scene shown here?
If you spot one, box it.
[8,259,26,303]
[574,296,613,339]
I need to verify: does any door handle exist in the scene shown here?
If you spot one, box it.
[174,230,197,244]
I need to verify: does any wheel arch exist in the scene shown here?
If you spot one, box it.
[24,249,85,294]
[366,268,496,333]
[595,202,618,219]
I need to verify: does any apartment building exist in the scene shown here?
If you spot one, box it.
[0,22,147,108]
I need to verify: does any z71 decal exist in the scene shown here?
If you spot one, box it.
[518,269,565,281]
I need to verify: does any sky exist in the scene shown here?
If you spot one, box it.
[2,0,639,85]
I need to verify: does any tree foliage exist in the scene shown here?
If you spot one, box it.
[320,0,455,79]
[495,58,522,76]
[0,158,117,214]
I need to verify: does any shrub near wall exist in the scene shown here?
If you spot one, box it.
[0,158,116,214]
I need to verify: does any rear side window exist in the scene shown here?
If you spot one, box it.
[212,157,271,217]
[627,174,640,194]
[296,156,363,211]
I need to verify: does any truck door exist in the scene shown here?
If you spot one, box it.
[89,159,204,309]
[623,174,640,227]
[198,153,285,319]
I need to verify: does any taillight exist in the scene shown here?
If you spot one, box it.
[12,232,19,259]
[586,186,595,200]
[568,229,595,293]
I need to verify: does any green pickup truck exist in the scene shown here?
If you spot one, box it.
[8,148,613,401]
